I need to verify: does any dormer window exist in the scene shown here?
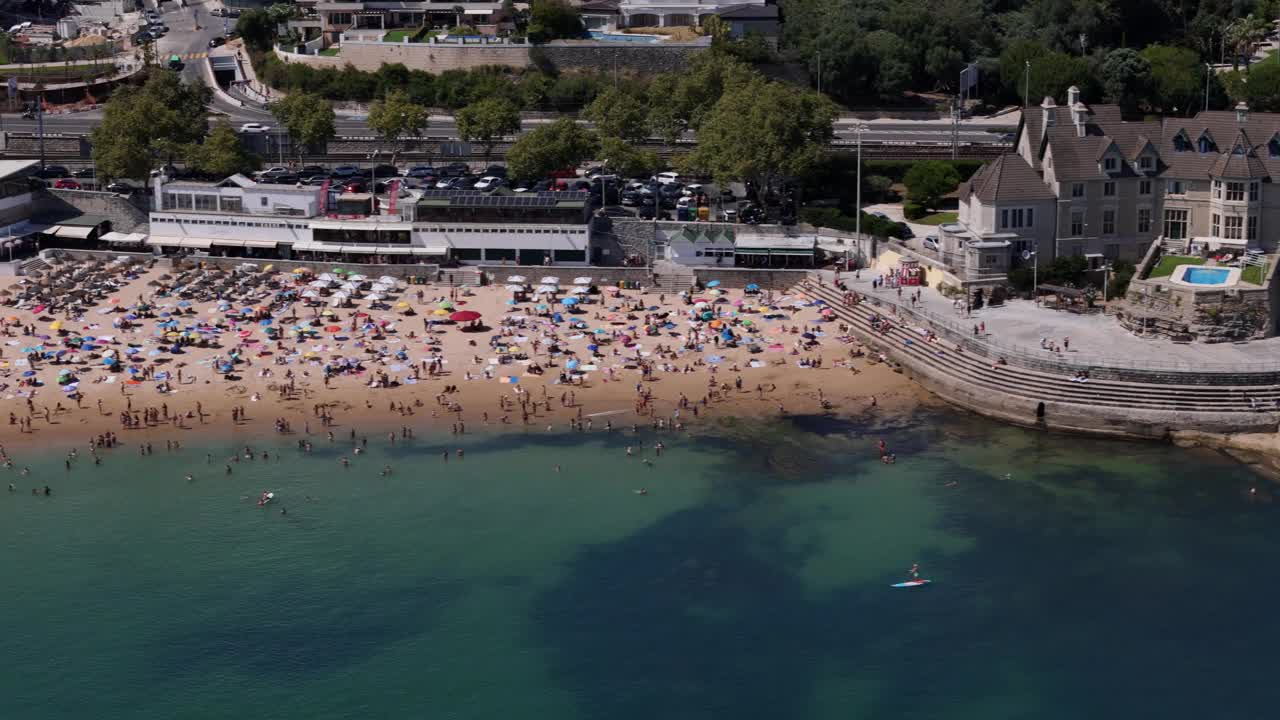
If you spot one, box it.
[1270,135,1280,158]
[1139,155,1153,170]
[1173,132,1191,152]
[1198,133,1216,153]
[1232,142,1248,155]
[1103,156,1117,171]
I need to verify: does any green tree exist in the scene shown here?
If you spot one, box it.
[1099,47,1151,112]
[1223,62,1280,112]
[527,0,585,43]
[268,91,336,163]
[367,89,429,164]
[904,160,960,211]
[645,53,755,143]
[236,9,277,52]
[598,136,661,179]
[685,76,835,194]
[189,123,260,178]
[584,87,649,143]
[505,117,598,180]
[90,72,212,180]
[267,2,297,25]
[456,96,522,161]
[1141,44,1202,113]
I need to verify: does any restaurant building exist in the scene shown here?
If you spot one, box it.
[145,174,594,266]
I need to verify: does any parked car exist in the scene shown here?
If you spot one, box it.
[897,222,914,239]
[473,176,504,191]
[654,171,681,185]
[681,183,704,196]
[301,175,328,186]
[105,181,134,194]
[53,178,81,189]
[369,164,400,178]
[483,165,508,178]
[208,36,225,48]
[299,165,327,177]
[440,163,469,177]
[331,165,360,178]
[923,235,940,252]
[72,167,95,179]
[342,180,368,193]
[407,165,436,178]
[34,165,69,179]
[239,122,270,134]
[637,204,668,220]
[257,166,289,179]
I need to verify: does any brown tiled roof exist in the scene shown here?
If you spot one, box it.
[964,153,1054,202]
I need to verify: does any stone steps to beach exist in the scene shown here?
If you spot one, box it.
[803,282,1280,417]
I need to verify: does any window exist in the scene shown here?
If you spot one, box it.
[1139,180,1152,195]
[330,12,352,24]
[1271,136,1280,158]
[1105,243,1121,259]
[1103,181,1116,197]
[1102,209,1116,235]
[1137,208,1152,234]
[1213,180,1223,199]
[1199,135,1215,153]
[175,194,192,210]
[260,196,268,207]
[1163,209,1188,239]
[1224,215,1243,240]
[193,194,217,211]
[1211,213,1221,237]
[1249,215,1258,240]
[999,208,1034,230]
[1139,155,1153,170]
[1070,209,1084,236]
[1250,182,1259,202]
[1072,183,1085,198]
[1104,156,1117,171]
[1173,133,1191,152]
[1168,180,1185,195]
[1227,181,1245,201]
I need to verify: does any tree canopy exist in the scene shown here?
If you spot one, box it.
[685,75,835,191]
[268,91,336,162]
[236,9,276,52]
[904,160,961,210]
[505,117,598,179]
[189,123,260,178]
[456,97,522,160]
[584,87,649,143]
[90,72,212,180]
[367,89,429,162]
[527,0,585,43]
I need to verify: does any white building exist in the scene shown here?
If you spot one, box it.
[618,0,777,33]
[146,175,594,265]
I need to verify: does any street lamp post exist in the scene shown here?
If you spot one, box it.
[854,122,868,270]
[1023,60,1030,109]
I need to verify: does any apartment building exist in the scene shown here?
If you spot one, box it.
[946,86,1280,282]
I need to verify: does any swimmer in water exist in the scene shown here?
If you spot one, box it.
[634,488,648,495]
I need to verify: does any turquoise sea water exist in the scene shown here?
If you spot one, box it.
[0,409,1275,719]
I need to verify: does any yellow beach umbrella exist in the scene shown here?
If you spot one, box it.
[396,301,410,309]
[49,320,63,331]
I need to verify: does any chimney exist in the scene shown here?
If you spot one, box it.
[1067,85,1081,107]
[1072,102,1087,138]
[1041,96,1057,132]
[1236,101,1250,126]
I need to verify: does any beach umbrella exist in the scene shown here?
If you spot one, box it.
[569,286,589,295]
[396,301,411,309]
[432,308,449,316]
[573,276,592,285]
[540,276,560,284]
[507,275,527,283]
[505,284,525,292]
[438,300,455,310]
[566,359,580,370]
[292,267,309,275]
[324,325,341,332]
[48,320,63,330]
[561,297,578,306]
[449,310,482,322]
[706,280,721,288]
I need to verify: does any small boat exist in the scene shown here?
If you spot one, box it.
[890,579,931,588]
[257,491,274,507]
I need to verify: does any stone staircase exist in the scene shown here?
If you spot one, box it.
[803,281,1280,419]
[652,260,694,293]
[20,256,49,274]
[438,267,482,287]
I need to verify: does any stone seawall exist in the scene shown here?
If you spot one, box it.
[533,43,707,74]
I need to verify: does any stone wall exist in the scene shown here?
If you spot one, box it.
[1121,276,1274,343]
[35,189,149,233]
[275,40,708,75]
[593,216,656,265]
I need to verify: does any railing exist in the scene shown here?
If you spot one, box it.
[812,281,1280,378]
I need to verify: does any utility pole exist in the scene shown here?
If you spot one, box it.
[1024,60,1030,108]
[1205,63,1211,112]
[854,122,867,264]
[950,98,960,160]
[36,89,44,171]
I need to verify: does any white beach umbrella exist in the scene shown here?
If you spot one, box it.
[507,275,527,283]
[569,286,589,294]
[540,276,560,284]
[573,276,592,285]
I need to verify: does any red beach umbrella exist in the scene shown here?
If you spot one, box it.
[449,310,482,322]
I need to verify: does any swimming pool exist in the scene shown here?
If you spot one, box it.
[589,30,660,43]
[1171,264,1239,287]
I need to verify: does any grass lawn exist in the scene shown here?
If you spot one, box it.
[1242,264,1265,285]
[917,211,958,225]
[318,47,340,56]
[1148,255,1204,278]
[383,29,414,42]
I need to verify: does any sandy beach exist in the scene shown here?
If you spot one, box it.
[0,257,925,452]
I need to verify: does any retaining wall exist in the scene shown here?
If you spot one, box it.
[36,189,149,233]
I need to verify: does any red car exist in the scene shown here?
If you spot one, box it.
[53,179,81,190]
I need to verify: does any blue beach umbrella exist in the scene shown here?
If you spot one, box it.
[562,297,578,306]
[566,359,580,370]
[706,280,721,288]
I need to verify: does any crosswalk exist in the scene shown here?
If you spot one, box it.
[178,52,209,60]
